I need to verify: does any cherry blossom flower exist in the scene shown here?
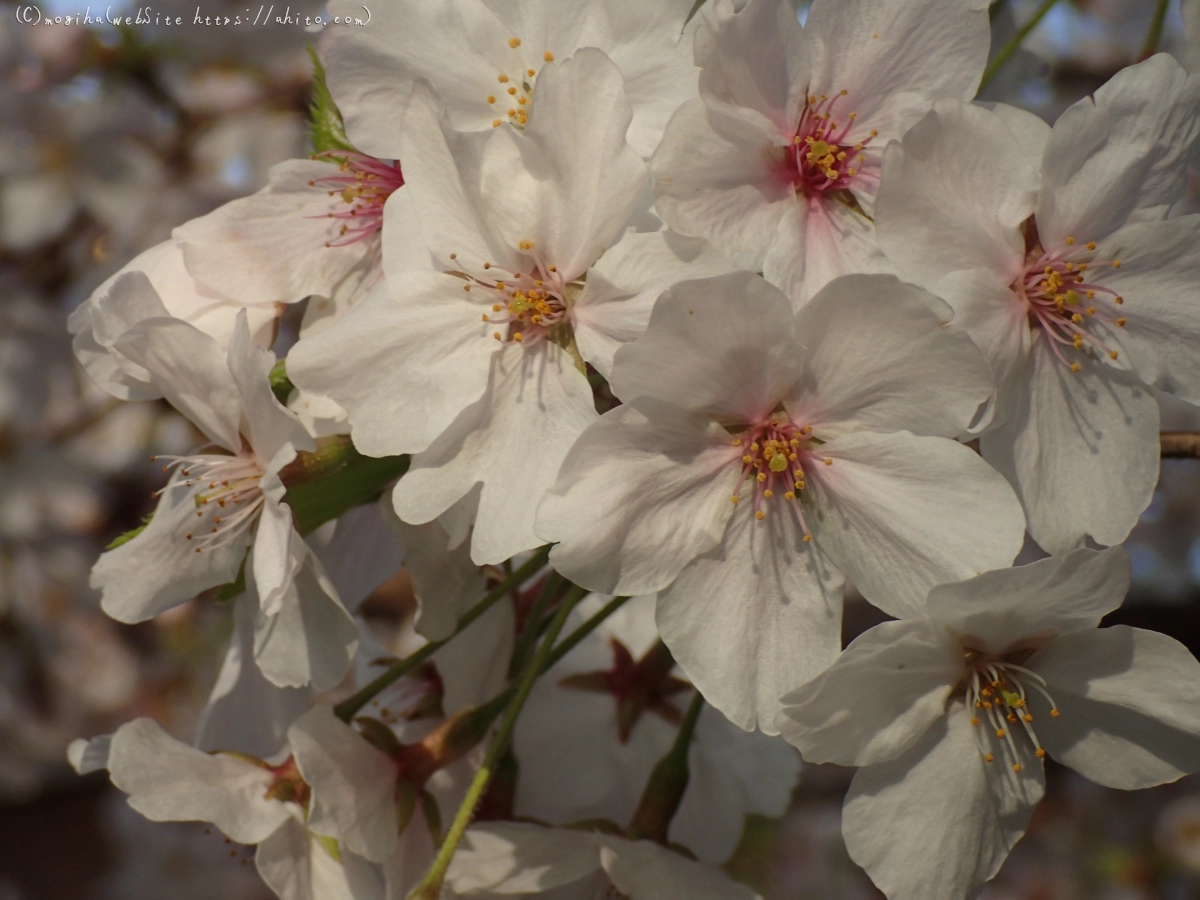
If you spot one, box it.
[651,0,990,306]
[776,547,1200,900]
[874,55,1200,554]
[175,153,404,328]
[69,718,386,900]
[513,594,800,863]
[536,271,1026,732]
[319,0,699,158]
[90,311,357,690]
[290,49,732,566]
[446,821,760,899]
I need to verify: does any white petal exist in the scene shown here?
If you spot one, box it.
[538,398,740,596]
[610,271,802,417]
[875,99,1034,296]
[107,717,289,844]
[392,342,597,566]
[1091,217,1200,405]
[519,48,648,279]
[196,590,314,758]
[256,812,385,900]
[253,551,359,691]
[112,317,244,452]
[805,0,991,137]
[68,271,168,400]
[1037,54,1200,247]
[657,502,844,734]
[227,315,313,464]
[693,0,811,132]
[288,706,400,863]
[68,735,112,775]
[573,229,738,377]
[385,512,484,642]
[651,98,793,273]
[805,430,1026,619]
[287,271,495,457]
[1029,626,1200,790]
[925,546,1131,656]
[777,619,961,766]
[92,476,250,623]
[177,159,376,307]
[980,335,1160,555]
[600,837,761,900]
[447,822,603,894]
[843,701,1043,900]
[309,501,407,615]
[978,101,1053,171]
[787,274,994,436]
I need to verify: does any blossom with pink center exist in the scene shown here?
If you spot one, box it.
[651,0,990,307]
[289,49,735,566]
[776,547,1200,900]
[874,54,1200,555]
[89,311,358,691]
[535,271,1026,732]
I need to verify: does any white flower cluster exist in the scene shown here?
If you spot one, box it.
[64,0,1200,898]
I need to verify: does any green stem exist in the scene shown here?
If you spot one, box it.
[508,571,565,679]
[334,546,551,722]
[407,585,589,900]
[538,593,632,673]
[1141,0,1170,59]
[979,0,1062,90]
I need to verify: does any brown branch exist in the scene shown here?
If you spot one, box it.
[1161,432,1200,459]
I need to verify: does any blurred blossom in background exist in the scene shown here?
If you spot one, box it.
[0,1,1199,898]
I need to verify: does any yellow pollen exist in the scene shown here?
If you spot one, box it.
[544,51,554,61]
[498,74,509,83]
[508,37,521,47]
[755,510,765,520]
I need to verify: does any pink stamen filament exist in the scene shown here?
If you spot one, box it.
[789,91,875,196]
[731,418,827,539]
[458,248,573,346]
[152,453,266,552]
[307,151,404,247]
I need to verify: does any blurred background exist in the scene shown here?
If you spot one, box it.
[0,1,1199,897]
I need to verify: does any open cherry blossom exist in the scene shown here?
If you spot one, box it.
[320,0,699,158]
[537,271,1026,731]
[90,311,357,690]
[651,0,990,305]
[777,547,1200,900]
[290,49,731,566]
[874,55,1200,553]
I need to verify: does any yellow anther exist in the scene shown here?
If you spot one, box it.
[1115,296,1124,305]
[763,489,773,498]
[756,473,766,483]
[1086,290,1095,299]
[508,86,518,95]
[508,36,521,47]
[1113,260,1121,268]
[1072,314,1083,324]
[732,438,742,446]
[1013,764,1023,773]
[513,332,524,342]
[518,96,527,105]
[1086,307,1096,315]
[492,303,503,311]
[527,68,535,77]
[750,442,759,451]
[984,754,994,763]
[995,729,1005,738]
[1036,748,1047,758]
[544,51,554,61]
[1086,241,1096,250]
[1070,363,1081,373]
[493,332,502,341]
[1023,714,1033,723]
[492,120,502,127]
[823,458,833,466]
[1065,236,1075,245]
[731,495,739,504]
[742,455,753,464]
[1050,709,1060,717]
[1109,350,1119,360]
[869,129,878,137]
[970,717,981,726]
[803,534,812,542]
[487,95,496,104]
[498,74,509,83]
[755,510,766,520]
[1066,262,1075,272]
[1116,317,1126,326]
[549,265,557,272]
[784,491,795,500]
[481,314,489,322]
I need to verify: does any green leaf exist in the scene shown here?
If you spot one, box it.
[269,359,295,405]
[308,45,355,155]
[106,516,151,550]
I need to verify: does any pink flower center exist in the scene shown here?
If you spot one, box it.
[456,243,575,347]
[965,651,1060,774]
[788,91,876,196]
[308,151,404,247]
[152,451,265,552]
[729,416,831,538]
[1017,231,1127,373]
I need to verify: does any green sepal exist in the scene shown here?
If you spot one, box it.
[106,516,151,550]
[396,779,418,835]
[355,716,404,758]
[279,435,410,536]
[269,359,296,405]
[420,790,444,845]
[215,556,248,603]
[308,45,355,154]
[313,834,343,863]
